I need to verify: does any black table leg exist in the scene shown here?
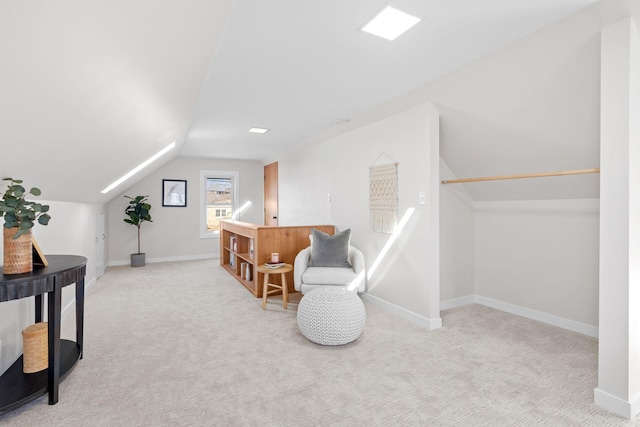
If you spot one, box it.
[47,281,62,405]
[75,277,84,359]
[34,294,43,323]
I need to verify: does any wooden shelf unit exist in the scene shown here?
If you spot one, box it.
[220,220,334,297]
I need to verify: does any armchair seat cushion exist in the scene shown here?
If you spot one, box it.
[294,243,366,294]
[301,267,358,286]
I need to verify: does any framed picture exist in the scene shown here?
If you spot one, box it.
[162,179,187,207]
[32,237,49,268]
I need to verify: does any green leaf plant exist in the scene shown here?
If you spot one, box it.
[124,195,152,254]
[0,178,51,239]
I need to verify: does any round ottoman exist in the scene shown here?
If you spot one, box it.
[297,287,366,345]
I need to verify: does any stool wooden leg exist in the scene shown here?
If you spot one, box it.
[262,273,270,309]
[281,272,288,309]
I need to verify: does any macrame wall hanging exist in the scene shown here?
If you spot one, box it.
[369,154,398,234]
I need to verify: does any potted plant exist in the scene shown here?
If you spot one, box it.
[0,177,51,274]
[124,195,152,267]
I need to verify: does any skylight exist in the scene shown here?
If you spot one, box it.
[361,6,421,41]
[101,142,176,194]
[249,127,269,134]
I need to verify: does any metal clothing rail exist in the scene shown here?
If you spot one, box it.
[441,168,600,185]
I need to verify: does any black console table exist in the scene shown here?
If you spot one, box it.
[0,255,86,414]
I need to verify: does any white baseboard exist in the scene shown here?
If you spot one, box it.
[61,276,97,318]
[85,276,97,293]
[475,295,598,338]
[109,254,218,267]
[440,295,475,310]
[440,294,598,338]
[594,387,640,419]
[360,292,442,330]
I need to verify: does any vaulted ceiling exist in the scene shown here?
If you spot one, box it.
[1,0,636,204]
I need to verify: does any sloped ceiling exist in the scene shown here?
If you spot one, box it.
[183,0,601,164]
[4,0,632,204]
[427,4,605,201]
[0,0,233,204]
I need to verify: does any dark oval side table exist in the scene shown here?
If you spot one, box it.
[0,255,87,414]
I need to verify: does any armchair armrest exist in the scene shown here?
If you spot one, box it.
[294,246,311,292]
[348,246,366,292]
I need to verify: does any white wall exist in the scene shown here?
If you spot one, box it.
[595,17,640,419]
[474,199,599,330]
[278,102,441,327]
[107,156,263,265]
[439,159,475,304]
[0,200,106,375]
[438,159,600,334]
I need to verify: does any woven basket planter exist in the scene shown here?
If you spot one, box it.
[3,227,32,275]
[22,322,48,373]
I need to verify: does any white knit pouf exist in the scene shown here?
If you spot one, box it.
[297,287,366,345]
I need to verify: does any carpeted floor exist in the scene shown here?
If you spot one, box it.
[1,259,638,426]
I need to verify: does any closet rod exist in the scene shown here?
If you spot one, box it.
[441,168,600,185]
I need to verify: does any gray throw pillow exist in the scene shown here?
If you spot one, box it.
[309,228,352,268]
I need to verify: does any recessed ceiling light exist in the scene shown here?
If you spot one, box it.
[249,127,269,134]
[361,6,421,41]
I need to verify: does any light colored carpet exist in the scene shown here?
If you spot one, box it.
[1,259,638,426]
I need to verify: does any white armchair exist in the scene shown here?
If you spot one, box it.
[294,245,366,295]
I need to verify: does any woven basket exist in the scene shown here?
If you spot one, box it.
[22,322,48,373]
[3,227,32,275]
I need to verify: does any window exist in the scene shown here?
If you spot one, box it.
[200,170,239,238]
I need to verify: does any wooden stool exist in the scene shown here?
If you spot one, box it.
[257,263,293,309]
